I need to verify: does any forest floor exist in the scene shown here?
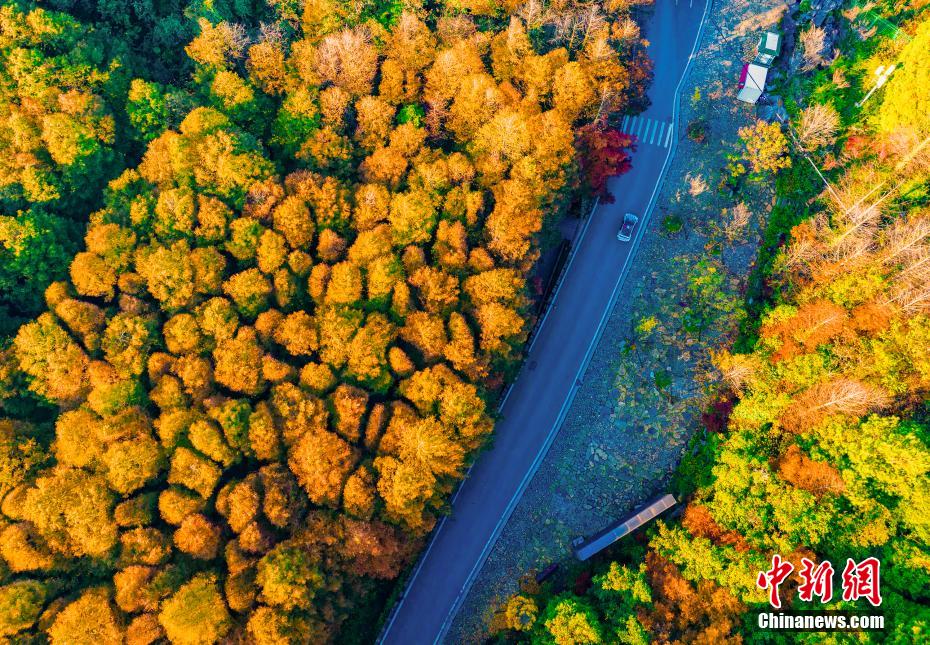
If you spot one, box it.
[447,0,790,640]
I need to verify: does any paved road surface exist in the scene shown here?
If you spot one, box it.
[380,2,711,642]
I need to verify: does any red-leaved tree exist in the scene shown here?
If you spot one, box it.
[576,124,636,203]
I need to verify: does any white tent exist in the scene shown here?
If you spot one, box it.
[737,63,769,104]
[755,31,782,66]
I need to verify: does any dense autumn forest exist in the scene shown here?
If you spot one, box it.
[0,0,653,641]
[490,2,930,643]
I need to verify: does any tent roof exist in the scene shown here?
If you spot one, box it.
[744,63,769,92]
[760,31,782,54]
[737,64,768,103]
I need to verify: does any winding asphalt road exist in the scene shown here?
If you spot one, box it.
[380,1,712,642]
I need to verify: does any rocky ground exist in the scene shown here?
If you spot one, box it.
[447,0,791,640]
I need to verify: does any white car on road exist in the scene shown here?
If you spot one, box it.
[617,212,638,241]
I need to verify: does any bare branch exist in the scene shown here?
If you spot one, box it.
[800,25,827,70]
[797,103,840,151]
[782,378,889,432]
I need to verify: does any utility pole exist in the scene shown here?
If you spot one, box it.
[856,64,896,108]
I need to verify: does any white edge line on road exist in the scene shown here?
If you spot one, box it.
[379,3,714,643]
[432,1,715,640]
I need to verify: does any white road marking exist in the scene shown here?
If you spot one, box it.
[624,118,674,147]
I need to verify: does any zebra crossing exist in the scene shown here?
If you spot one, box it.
[620,114,674,148]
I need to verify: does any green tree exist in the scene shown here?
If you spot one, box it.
[0,579,46,636]
[0,208,79,335]
[679,258,743,341]
[537,596,603,645]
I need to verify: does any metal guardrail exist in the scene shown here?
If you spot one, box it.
[523,197,600,357]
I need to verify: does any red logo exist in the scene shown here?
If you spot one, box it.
[798,557,834,603]
[757,555,882,609]
[841,557,882,607]
[757,554,794,609]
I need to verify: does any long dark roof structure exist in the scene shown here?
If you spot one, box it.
[572,494,677,561]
